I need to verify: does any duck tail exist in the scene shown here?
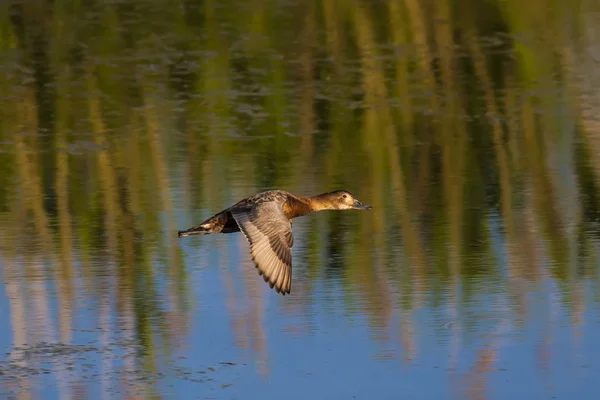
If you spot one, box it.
[177,224,212,237]
[178,210,233,237]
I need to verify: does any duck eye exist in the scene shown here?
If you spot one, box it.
[342,194,347,199]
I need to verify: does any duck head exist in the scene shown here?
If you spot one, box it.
[312,190,373,211]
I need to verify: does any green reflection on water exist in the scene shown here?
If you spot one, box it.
[1,0,600,397]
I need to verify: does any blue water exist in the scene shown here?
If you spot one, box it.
[1,213,598,400]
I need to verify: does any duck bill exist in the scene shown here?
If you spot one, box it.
[352,199,373,210]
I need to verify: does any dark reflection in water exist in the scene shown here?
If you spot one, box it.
[1,0,600,399]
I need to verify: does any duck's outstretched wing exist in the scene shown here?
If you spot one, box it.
[231,201,294,295]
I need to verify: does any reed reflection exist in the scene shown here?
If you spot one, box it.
[0,0,599,398]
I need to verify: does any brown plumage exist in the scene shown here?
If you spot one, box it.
[177,190,372,295]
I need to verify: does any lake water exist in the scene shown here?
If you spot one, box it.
[1,1,600,399]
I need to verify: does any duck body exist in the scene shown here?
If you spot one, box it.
[178,189,372,295]
[178,190,309,236]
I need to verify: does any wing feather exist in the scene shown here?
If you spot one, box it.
[231,201,294,295]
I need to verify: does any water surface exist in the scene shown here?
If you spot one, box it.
[1,1,600,399]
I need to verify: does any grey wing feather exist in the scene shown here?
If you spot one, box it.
[231,200,294,295]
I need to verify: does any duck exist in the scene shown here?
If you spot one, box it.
[178,189,372,295]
